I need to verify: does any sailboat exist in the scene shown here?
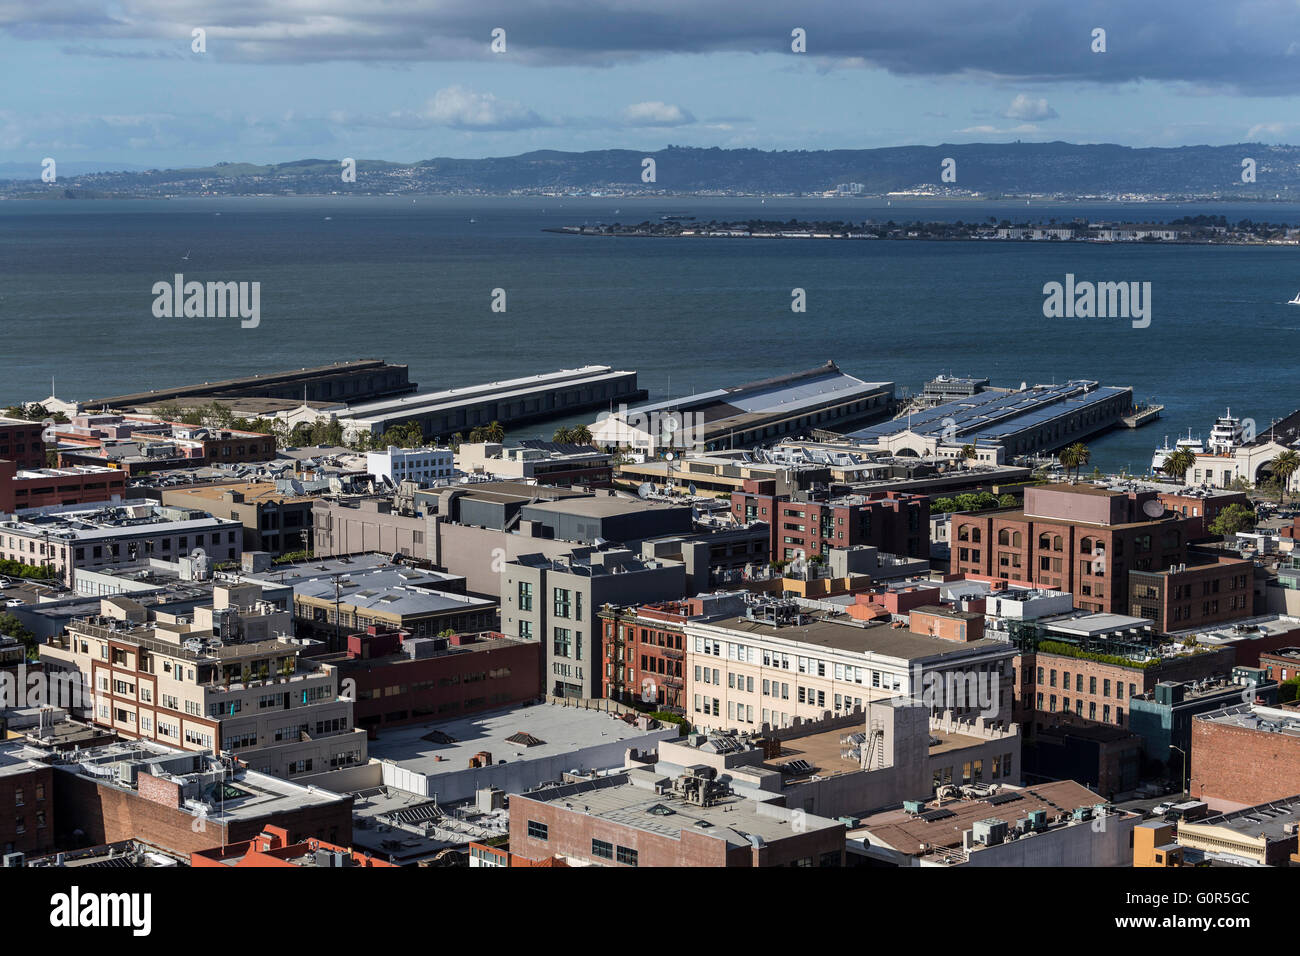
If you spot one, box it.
[1288,291,1300,305]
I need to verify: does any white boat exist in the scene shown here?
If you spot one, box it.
[1207,408,1247,455]
[1151,431,1205,473]
[1290,292,1300,305]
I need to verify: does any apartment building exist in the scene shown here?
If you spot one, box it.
[39,586,367,779]
[951,483,1192,614]
[456,441,613,488]
[598,593,749,711]
[1128,555,1256,633]
[680,599,1016,733]
[0,501,242,586]
[731,486,929,561]
[502,547,687,698]
[366,445,455,487]
[0,417,48,469]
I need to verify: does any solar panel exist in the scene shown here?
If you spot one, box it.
[920,808,956,822]
[385,801,443,826]
[782,759,815,775]
[986,792,1023,806]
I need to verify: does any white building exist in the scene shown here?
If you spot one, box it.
[365,446,454,487]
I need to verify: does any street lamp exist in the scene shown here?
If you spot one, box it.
[1169,745,1188,799]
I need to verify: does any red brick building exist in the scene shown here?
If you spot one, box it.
[0,758,55,857]
[191,824,396,867]
[1156,489,1251,540]
[0,459,126,513]
[951,484,1191,614]
[1260,647,1300,684]
[600,602,689,710]
[509,772,845,867]
[731,484,929,562]
[1190,706,1300,805]
[327,626,542,735]
[1128,556,1255,634]
[0,417,47,469]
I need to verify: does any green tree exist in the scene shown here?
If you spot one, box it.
[483,421,505,444]
[998,494,1017,507]
[960,444,976,467]
[1208,503,1257,537]
[569,424,593,444]
[553,426,574,443]
[1163,448,1196,483]
[1058,442,1090,483]
[1269,450,1300,505]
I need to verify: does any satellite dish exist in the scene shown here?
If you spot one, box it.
[1142,499,1165,519]
[664,452,676,462]
[637,482,653,499]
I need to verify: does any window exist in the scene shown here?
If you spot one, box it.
[553,588,572,618]
[591,838,613,860]
[616,845,638,867]
[518,581,533,612]
[527,820,548,841]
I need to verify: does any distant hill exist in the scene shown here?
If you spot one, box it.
[3,143,1297,198]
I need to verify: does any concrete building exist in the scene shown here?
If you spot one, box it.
[1128,672,1277,767]
[341,366,646,441]
[851,778,1138,867]
[39,587,368,779]
[591,362,894,455]
[457,440,613,488]
[0,500,243,586]
[508,768,847,867]
[366,445,455,486]
[1176,795,1300,866]
[842,380,1133,460]
[681,600,1017,734]
[502,548,687,698]
[161,481,314,557]
[365,700,679,801]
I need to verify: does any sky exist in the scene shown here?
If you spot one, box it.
[4,0,1300,171]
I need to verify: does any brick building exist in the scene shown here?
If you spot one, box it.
[322,625,543,735]
[47,741,354,858]
[191,824,396,867]
[1156,487,1251,540]
[1260,646,1300,684]
[0,750,55,857]
[0,417,47,469]
[731,484,929,562]
[0,460,126,513]
[508,769,846,867]
[599,593,748,712]
[1128,555,1255,635]
[1190,704,1300,806]
[951,483,1192,614]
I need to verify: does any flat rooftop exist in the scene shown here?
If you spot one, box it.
[294,578,492,616]
[1167,614,1300,646]
[515,771,841,848]
[856,779,1112,856]
[0,501,238,541]
[704,614,1008,662]
[367,702,673,776]
[1182,795,1300,843]
[522,496,686,518]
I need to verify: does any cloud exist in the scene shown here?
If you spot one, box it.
[1002,94,1057,121]
[621,101,695,126]
[421,86,544,130]
[4,0,1300,94]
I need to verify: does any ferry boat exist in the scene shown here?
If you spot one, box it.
[1150,409,1247,473]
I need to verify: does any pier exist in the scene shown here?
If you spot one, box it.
[1122,403,1164,428]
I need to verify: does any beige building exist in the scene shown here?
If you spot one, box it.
[681,602,1016,734]
[39,584,366,779]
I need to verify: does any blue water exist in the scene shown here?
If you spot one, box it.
[2,196,1298,472]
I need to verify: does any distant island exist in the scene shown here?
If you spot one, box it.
[6,142,1300,200]
[549,214,1300,244]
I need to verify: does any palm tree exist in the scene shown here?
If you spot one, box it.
[1058,442,1090,483]
[1163,448,1196,483]
[484,421,505,444]
[570,424,593,445]
[553,426,574,443]
[1270,449,1300,504]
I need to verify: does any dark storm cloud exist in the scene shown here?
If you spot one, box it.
[3,0,1299,93]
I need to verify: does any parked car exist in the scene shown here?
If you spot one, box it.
[1152,801,1176,816]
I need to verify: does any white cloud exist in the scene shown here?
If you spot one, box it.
[621,101,695,126]
[422,86,545,130]
[1002,94,1057,121]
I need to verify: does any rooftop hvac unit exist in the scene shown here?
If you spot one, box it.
[1027,809,1047,831]
[903,800,926,815]
[972,818,1008,847]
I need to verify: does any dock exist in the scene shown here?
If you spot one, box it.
[1122,403,1164,428]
